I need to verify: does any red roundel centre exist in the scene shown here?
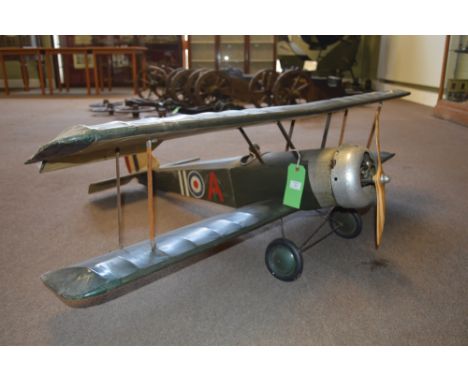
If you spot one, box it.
[193,179,199,189]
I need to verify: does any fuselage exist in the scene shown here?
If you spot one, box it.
[151,145,384,211]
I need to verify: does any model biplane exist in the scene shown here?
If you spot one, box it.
[26,90,410,307]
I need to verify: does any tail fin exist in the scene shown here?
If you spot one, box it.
[124,153,160,174]
[88,152,159,194]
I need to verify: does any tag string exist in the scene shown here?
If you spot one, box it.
[290,149,302,171]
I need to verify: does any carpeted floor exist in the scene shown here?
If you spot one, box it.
[0,94,466,345]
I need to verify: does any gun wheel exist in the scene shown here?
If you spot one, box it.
[272,69,311,105]
[194,70,232,106]
[167,68,193,105]
[138,65,171,100]
[248,69,278,107]
[181,68,207,105]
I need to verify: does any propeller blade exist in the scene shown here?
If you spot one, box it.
[372,106,386,248]
[374,175,386,247]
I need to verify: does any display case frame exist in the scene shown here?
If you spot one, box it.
[434,36,468,126]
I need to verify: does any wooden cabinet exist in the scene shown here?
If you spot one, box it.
[188,35,276,74]
[434,35,468,126]
[59,35,182,87]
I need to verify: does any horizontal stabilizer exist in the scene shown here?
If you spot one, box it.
[159,157,200,169]
[41,199,293,307]
[88,172,144,194]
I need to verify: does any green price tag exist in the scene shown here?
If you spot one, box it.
[283,163,306,209]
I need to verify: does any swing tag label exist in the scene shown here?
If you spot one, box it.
[283,164,306,209]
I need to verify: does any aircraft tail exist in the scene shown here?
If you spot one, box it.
[124,153,159,174]
[88,153,159,194]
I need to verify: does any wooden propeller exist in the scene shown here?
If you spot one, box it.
[372,107,386,248]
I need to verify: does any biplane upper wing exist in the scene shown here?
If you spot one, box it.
[25,90,409,170]
[41,199,293,306]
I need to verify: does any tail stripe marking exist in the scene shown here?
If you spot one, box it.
[178,171,185,196]
[124,156,132,173]
[132,154,140,171]
[183,170,189,196]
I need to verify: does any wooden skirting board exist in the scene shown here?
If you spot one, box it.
[434,99,468,127]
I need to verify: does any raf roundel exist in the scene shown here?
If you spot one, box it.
[188,171,205,198]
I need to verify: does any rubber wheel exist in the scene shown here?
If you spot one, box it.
[265,238,303,282]
[329,207,362,239]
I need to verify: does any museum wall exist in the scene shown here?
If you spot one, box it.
[376,35,445,106]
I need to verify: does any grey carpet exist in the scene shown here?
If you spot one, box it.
[0,94,467,345]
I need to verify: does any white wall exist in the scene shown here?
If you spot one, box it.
[376,36,446,106]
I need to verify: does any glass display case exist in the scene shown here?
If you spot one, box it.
[189,35,216,70]
[434,36,468,126]
[188,35,276,73]
[219,35,244,71]
[249,35,275,74]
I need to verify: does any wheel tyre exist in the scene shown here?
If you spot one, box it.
[265,238,303,282]
[329,207,363,239]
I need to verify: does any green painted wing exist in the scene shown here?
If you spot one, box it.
[41,199,293,307]
[26,90,410,170]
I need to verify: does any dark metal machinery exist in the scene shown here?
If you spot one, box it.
[137,64,347,108]
[92,53,356,119]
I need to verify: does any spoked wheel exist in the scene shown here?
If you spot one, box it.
[167,68,193,105]
[248,69,278,107]
[194,70,232,106]
[138,66,169,101]
[329,207,363,239]
[265,238,303,282]
[184,68,208,105]
[272,69,311,105]
[166,67,182,84]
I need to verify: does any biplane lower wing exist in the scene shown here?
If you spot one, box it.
[41,199,293,307]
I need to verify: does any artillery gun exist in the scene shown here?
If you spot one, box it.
[134,63,347,114]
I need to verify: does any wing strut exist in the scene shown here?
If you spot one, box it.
[283,120,296,151]
[277,121,296,151]
[366,103,382,149]
[115,149,123,248]
[146,140,156,252]
[338,109,349,145]
[321,113,332,149]
[238,127,264,164]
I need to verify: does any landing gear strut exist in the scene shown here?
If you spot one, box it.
[265,207,363,281]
